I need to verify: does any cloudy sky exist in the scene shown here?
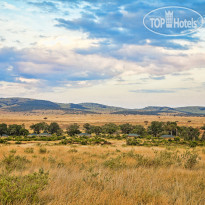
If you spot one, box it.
[0,0,204,108]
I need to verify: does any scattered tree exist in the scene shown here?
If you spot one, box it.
[148,121,164,137]
[103,123,118,134]
[0,123,7,136]
[119,123,133,134]
[66,123,81,136]
[48,122,62,135]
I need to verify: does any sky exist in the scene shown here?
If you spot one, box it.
[0,0,204,108]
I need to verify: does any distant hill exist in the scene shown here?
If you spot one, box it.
[78,103,125,113]
[0,98,204,116]
[0,98,61,111]
[175,107,205,115]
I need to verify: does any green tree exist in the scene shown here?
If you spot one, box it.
[91,126,102,135]
[48,122,62,135]
[178,126,200,141]
[103,123,118,134]
[164,121,178,136]
[119,123,133,134]
[30,122,49,134]
[0,123,7,136]
[201,125,205,130]
[66,123,81,136]
[148,121,164,137]
[201,132,205,141]
[83,123,92,133]
[133,125,146,136]
[21,128,29,136]
[8,124,29,136]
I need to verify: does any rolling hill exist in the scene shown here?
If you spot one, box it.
[0,98,204,116]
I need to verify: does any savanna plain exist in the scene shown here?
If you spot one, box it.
[0,113,205,205]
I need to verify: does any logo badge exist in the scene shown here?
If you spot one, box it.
[143,6,203,36]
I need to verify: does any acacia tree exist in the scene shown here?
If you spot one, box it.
[66,123,81,136]
[83,123,92,133]
[8,124,29,136]
[201,132,205,141]
[165,121,178,136]
[0,123,7,136]
[201,125,205,130]
[178,126,200,141]
[103,123,118,134]
[133,125,146,136]
[48,122,62,135]
[201,125,205,141]
[90,126,102,135]
[30,122,48,134]
[119,123,133,134]
[148,121,164,137]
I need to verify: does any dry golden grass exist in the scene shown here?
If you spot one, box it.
[0,111,204,130]
[1,143,205,205]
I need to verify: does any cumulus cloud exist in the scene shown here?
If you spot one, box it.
[0,0,204,106]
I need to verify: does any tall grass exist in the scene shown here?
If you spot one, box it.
[0,144,204,204]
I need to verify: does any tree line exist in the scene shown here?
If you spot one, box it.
[0,121,205,141]
[0,122,62,137]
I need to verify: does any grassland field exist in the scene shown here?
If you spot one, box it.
[0,111,204,130]
[0,112,205,205]
[0,143,205,204]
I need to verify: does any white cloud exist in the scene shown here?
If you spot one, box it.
[1,2,17,10]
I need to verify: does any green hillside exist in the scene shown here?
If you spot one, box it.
[0,98,204,116]
[0,98,61,111]
[175,107,205,115]
[78,103,125,113]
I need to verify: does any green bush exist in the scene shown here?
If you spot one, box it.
[48,156,56,164]
[24,147,34,154]
[153,150,181,167]
[39,147,47,154]
[1,154,31,172]
[189,141,198,148]
[122,150,200,169]
[9,149,16,154]
[0,139,7,144]
[126,138,141,146]
[0,169,49,204]
[68,148,78,153]
[103,156,125,169]
[60,136,110,145]
[181,150,200,169]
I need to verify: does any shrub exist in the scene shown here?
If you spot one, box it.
[174,137,180,141]
[48,156,56,164]
[103,156,125,169]
[122,150,199,169]
[0,169,49,204]
[24,147,34,154]
[39,147,47,154]
[1,154,31,172]
[181,150,200,169]
[68,148,78,153]
[9,149,16,154]
[126,138,141,146]
[189,141,198,148]
[153,150,181,167]
[60,136,110,145]
[0,139,7,144]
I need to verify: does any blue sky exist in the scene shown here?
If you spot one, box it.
[0,0,204,108]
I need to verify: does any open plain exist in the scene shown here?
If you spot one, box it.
[0,111,204,130]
